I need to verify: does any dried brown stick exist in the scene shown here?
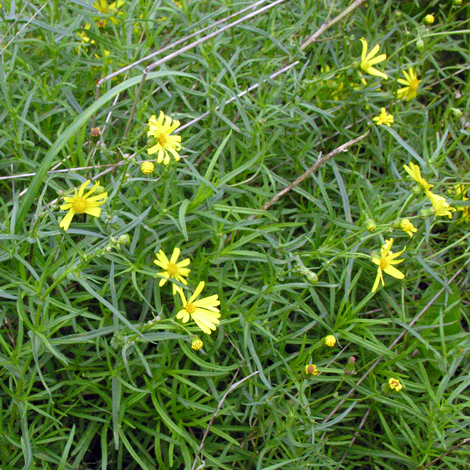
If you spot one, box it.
[190,371,259,470]
[300,0,366,50]
[249,130,370,219]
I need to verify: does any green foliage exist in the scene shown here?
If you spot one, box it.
[1,0,470,468]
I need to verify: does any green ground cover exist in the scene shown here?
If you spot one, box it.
[1,0,470,468]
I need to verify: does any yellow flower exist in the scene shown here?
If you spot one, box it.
[154,247,190,294]
[93,0,124,27]
[373,108,394,126]
[425,190,456,219]
[305,364,318,376]
[191,337,204,351]
[59,180,107,231]
[400,218,417,238]
[147,111,182,165]
[397,67,421,101]
[454,184,470,220]
[389,377,403,392]
[359,38,388,80]
[324,335,336,347]
[371,238,406,293]
[424,14,435,24]
[175,281,221,335]
[141,161,155,175]
[403,162,434,191]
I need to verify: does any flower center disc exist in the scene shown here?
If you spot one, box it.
[72,197,88,213]
[167,263,178,276]
[185,303,196,314]
[158,134,167,146]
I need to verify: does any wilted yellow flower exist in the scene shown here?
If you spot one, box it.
[397,68,421,101]
[154,247,190,294]
[359,38,388,80]
[372,238,406,293]
[389,377,403,391]
[324,335,336,347]
[425,191,456,219]
[175,282,221,335]
[141,161,155,175]
[373,108,394,126]
[403,162,434,191]
[400,219,417,238]
[305,364,318,375]
[93,0,124,27]
[59,180,107,231]
[424,14,435,24]
[147,111,182,165]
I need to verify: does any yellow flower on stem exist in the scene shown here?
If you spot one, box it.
[141,161,155,175]
[371,238,406,293]
[400,218,417,238]
[359,38,388,80]
[147,111,182,165]
[403,162,434,191]
[389,377,403,392]
[175,282,221,335]
[397,67,421,101]
[425,190,456,219]
[93,0,124,27]
[373,108,394,127]
[59,180,107,231]
[154,247,190,294]
[305,364,318,376]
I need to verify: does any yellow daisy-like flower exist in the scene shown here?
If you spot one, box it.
[371,238,406,293]
[93,0,124,27]
[425,190,456,219]
[154,247,190,294]
[141,161,155,175]
[389,377,403,392]
[59,180,107,231]
[400,218,417,238]
[373,108,394,127]
[147,111,182,165]
[397,67,421,101]
[324,335,336,347]
[305,364,318,376]
[175,281,221,335]
[359,38,388,80]
[403,162,434,191]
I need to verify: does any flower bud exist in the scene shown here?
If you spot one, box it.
[416,38,424,51]
[419,207,435,219]
[118,234,131,245]
[454,0,462,5]
[90,127,101,143]
[424,14,434,24]
[365,219,377,232]
[191,337,204,351]
[324,335,336,347]
[451,108,463,118]
[141,161,155,175]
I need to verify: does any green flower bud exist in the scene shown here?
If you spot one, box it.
[365,219,377,232]
[419,207,435,219]
[416,38,424,51]
[451,108,463,118]
[118,234,131,245]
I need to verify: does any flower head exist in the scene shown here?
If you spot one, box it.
[388,377,403,392]
[373,108,394,127]
[147,111,182,165]
[397,67,421,101]
[175,281,221,335]
[403,162,434,191]
[154,247,190,294]
[324,335,336,347]
[93,0,124,27]
[191,337,204,351]
[400,218,417,238]
[424,14,435,24]
[359,38,388,80]
[371,238,406,293]
[425,190,456,219]
[305,364,318,376]
[59,180,107,231]
[141,161,155,175]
